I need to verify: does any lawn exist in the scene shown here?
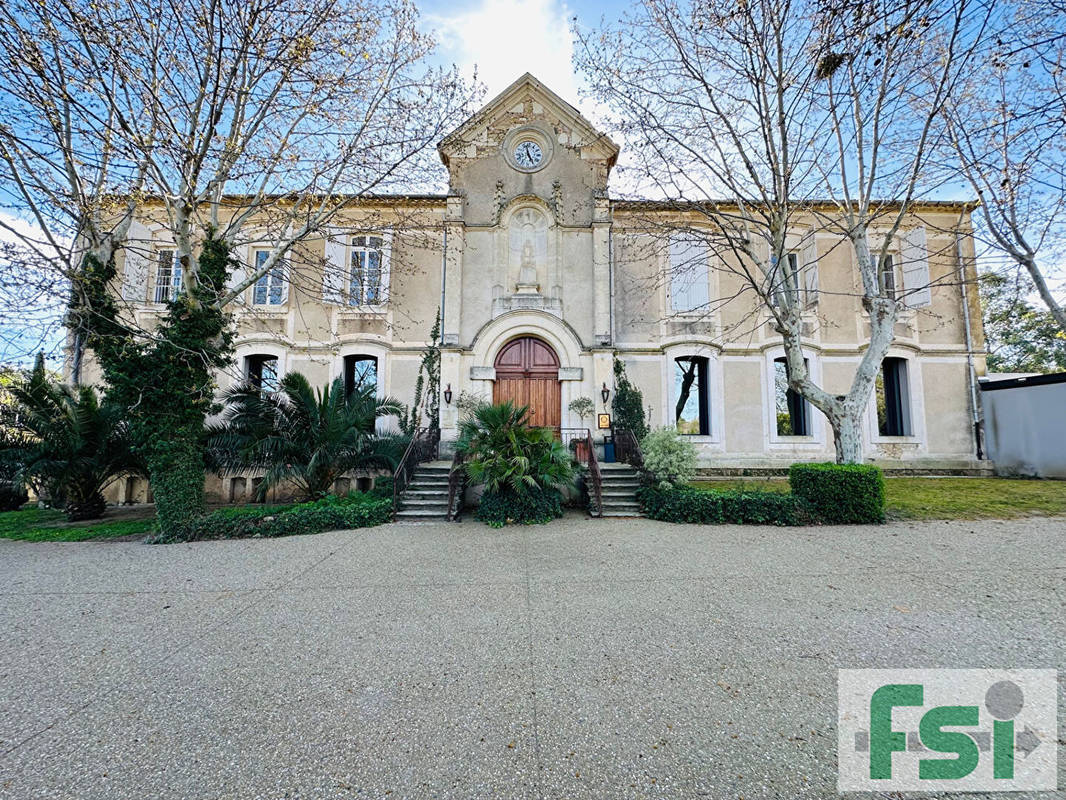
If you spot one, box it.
[0,507,157,542]
[690,477,1066,521]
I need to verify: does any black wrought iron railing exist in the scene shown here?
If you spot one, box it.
[614,428,644,471]
[558,426,602,517]
[446,448,466,521]
[392,426,439,518]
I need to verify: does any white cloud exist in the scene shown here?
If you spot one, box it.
[426,0,581,106]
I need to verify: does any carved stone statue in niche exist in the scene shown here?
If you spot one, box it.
[509,207,547,294]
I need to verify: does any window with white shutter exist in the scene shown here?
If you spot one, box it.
[901,226,931,308]
[669,235,709,313]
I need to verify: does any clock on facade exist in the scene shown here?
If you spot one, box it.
[513,140,543,169]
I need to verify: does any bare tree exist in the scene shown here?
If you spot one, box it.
[0,0,152,372]
[940,1,1066,331]
[0,0,474,535]
[576,0,980,462]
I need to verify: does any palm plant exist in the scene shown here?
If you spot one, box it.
[456,401,576,496]
[207,372,405,502]
[7,370,143,520]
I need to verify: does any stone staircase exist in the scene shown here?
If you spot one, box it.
[395,461,453,521]
[596,462,643,517]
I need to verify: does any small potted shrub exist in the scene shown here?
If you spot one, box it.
[568,396,595,460]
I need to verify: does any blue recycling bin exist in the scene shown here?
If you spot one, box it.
[603,439,616,463]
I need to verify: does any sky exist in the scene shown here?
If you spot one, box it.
[421,0,617,110]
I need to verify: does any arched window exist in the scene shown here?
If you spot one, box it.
[774,357,811,436]
[245,354,279,393]
[877,357,912,436]
[343,354,378,396]
[674,356,710,435]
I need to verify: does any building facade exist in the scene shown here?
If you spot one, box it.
[92,75,987,504]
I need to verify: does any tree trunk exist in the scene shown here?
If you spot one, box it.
[828,410,864,464]
[144,429,206,538]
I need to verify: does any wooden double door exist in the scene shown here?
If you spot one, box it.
[493,336,561,429]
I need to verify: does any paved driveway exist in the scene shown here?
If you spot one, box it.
[0,514,1063,799]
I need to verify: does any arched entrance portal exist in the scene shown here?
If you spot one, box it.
[493,336,561,429]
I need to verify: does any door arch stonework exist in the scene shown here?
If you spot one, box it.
[493,336,561,429]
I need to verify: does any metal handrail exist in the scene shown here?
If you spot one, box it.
[445,448,465,521]
[392,426,439,518]
[584,428,603,517]
[613,428,645,471]
[559,427,602,517]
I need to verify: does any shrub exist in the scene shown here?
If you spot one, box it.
[638,485,807,526]
[568,396,595,426]
[457,401,575,497]
[0,482,28,511]
[7,358,144,521]
[168,492,392,542]
[641,427,698,487]
[207,373,405,503]
[371,474,394,499]
[789,462,885,524]
[475,486,564,528]
[611,357,648,440]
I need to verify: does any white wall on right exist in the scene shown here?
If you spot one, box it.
[982,377,1066,478]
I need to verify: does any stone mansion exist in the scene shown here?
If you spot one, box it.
[89,74,988,502]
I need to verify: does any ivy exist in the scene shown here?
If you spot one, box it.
[611,356,648,440]
[76,233,235,539]
[401,307,440,434]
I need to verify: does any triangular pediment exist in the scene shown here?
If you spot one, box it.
[438,73,619,169]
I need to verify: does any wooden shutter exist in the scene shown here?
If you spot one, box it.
[901,226,931,308]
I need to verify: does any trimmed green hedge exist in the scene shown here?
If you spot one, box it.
[638,485,807,526]
[167,492,393,542]
[476,486,563,528]
[789,462,885,524]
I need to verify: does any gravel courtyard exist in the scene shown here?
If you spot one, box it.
[0,514,1062,799]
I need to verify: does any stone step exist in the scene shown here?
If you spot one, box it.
[600,509,645,518]
[602,501,641,510]
[407,480,449,488]
[401,499,450,508]
[600,490,639,498]
[404,488,449,497]
[396,509,448,520]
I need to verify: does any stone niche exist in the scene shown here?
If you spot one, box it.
[492,205,562,318]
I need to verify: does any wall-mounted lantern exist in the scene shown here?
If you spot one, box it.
[601,382,611,405]
[443,383,453,405]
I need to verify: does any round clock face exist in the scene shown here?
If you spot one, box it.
[513,140,543,169]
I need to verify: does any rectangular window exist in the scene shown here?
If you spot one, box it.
[350,235,384,306]
[877,357,911,436]
[774,358,810,436]
[153,250,181,303]
[772,252,801,306]
[253,251,285,306]
[880,254,896,300]
[674,356,710,435]
[246,354,279,393]
[669,235,710,313]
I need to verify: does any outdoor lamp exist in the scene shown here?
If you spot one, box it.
[443,383,453,405]
[601,383,610,404]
